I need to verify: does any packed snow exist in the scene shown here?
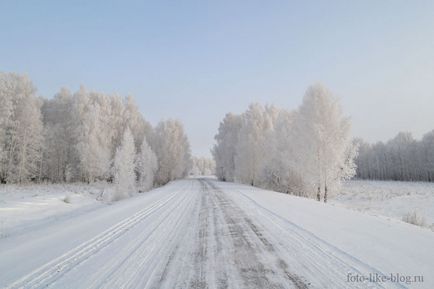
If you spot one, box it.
[1,178,433,289]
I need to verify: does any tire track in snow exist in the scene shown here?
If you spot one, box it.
[148,180,205,289]
[5,189,182,289]
[189,180,210,289]
[150,178,308,289]
[87,190,192,288]
[207,181,307,289]
[105,182,199,289]
[223,183,407,289]
[208,180,231,289]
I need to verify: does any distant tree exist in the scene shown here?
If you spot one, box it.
[387,132,417,181]
[191,157,215,176]
[234,104,265,186]
[260,109,307,195]
[212,83,357,201]
[73,87,111,183]
[8,97,44,183]
[113,128,136,200]
[135,136,158,192]
[234,104,280,186]
[0,74,14,181]
[294,84,356,202]
[0,72,192,189]
[212,113,242,182]
[356,130,434,182]
[421,131,434,181]
[0,73,44,183]
[41,88,77,182]
[123,96,153,152]
[151,120,192,185]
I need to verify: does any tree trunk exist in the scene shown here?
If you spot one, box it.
[324,185,328,203]
[316,186,321,201]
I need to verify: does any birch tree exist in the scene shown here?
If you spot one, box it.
[135,136,158,192]
[41,88,76,182]
[212,113,242,182]
[295,84,356,202]
[212,83,357,201]
[113,127,136,200]
[73,87,111,182]
[151,120,192,185]
[0,73,44,183]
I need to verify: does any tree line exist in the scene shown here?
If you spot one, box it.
[355,131,434,182]
[0,72,192,199]
[212,84,357,202]
[190,157,215,176]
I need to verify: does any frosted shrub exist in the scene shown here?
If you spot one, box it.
[62,195,72,204]
[402,211,426,227]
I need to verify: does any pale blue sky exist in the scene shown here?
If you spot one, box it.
[1,0,434,157]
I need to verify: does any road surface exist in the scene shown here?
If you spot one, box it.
[0,178,411,288]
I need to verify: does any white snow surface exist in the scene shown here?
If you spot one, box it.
[0,178,433,289]
[334,180,434,229]
[0,183,111,237]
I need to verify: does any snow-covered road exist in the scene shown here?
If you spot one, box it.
[1,178,432,289]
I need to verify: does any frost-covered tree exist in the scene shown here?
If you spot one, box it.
[7,97,44,183]
[41,88,77,182]
[212,83,357,201]
[73,87,111,183]
[40,88,152,184]
[107,95,126,160]
[234,104,279,186]
[113,128,136,200]
[190,157,215,176]
[124,96,152,152]
[135,136,158,192]
[0,73,44,183]
[151,120,192,185]
[0,72,193,188]
[106,95,152,175]
[356,130,434,182]
[294,84,356,202]
[387,132,416,181]
[0,75,14,179]
[212,113,242,182]
[259,109,307,195]
[0,74,14,181]
[421,131,434,181]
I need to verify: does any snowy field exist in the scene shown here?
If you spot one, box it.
[0,183,113,238]
[0,178,433,289]
[333,180,434,230]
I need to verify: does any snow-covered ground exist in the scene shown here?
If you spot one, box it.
[0,183,114,238]
[0,178,433,288]
[0,183,98,237]
[333,180,434,230]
